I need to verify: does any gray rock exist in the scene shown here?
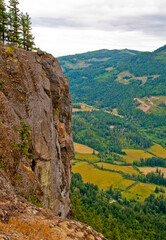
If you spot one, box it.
[0,46,75,217]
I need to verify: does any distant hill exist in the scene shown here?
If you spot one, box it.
[58,46,166,150]
[58,46,166,111]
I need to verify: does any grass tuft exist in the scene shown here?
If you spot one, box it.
[0,217,53,240]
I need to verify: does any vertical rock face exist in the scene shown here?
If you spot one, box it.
[0,46,75,217]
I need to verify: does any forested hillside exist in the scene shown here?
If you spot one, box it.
[59,46,166,239]
[58,46,166,111]
[58,46,166,151]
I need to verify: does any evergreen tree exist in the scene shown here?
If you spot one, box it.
[8,0,21,45]
[20,12,35,50]
[154,186,159,193]
[0,0,8,43]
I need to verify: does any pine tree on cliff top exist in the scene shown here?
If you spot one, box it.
[0,0,35,50]
[8,0,21,45]
[0,0,8,43]
[20,12,35,50]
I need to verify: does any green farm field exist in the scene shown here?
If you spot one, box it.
[120,143,166,163]
[120,149,153,163]
[74,142,98,154]
[72,161,135,190]
[97,162,140,175]
[72,103,97,113]
[75,152,99,162]
[147,144,166,158]
[122,182,166,200]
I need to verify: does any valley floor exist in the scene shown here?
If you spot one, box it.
[72,142,166,201]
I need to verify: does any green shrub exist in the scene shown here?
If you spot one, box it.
[23,189,42,208]
[0,161,5,170]
[0,80,4,92]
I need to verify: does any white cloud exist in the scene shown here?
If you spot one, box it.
[5,0,166,56]
[33,26,166,57]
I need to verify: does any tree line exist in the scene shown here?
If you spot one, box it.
[124,171,166,187]
[0,0,35,50]
[133,157,166,168]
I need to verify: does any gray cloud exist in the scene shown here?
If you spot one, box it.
[32,13,166,38]
[102,14,166,37]
[32,17,86,29]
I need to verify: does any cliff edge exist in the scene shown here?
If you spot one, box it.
[0,45,74,217]
[0,45,107,240]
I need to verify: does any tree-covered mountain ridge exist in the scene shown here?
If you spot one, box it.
[58,45,166,110]
[58,45,166,152]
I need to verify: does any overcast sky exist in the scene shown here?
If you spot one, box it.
[6,0,166,57]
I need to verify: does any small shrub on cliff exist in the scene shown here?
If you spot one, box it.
[14,120,31,170]
[0,160,5,169]
[5,46,15,54]
[15,120,31,156]
[23,189,42,208]
[0,80,3,91]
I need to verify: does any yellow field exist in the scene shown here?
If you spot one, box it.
[148,144,166,158]
[72,103,97,113]
[72,161,135,190]
[72,160,79,165]
[139,167,166,177]
[116,71,148,84]
[74,142,98,154]
[113,161,125,165]
[123,182,166,200]
[97,163,140,175]
[120,149,153,163]
[75,152,99,162]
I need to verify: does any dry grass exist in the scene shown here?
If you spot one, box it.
[72,161,134,190]
[72,103,97,113]
[134,95,166,114]
[64,60,91,69]
[148,144,166,158]
[74,142,98,154]
[105,67,114,71]
[139,167,166,177]
[97,163,140,175]
[0,217,53,240]
[134,97,151,112]
[113,160,125,165]
[111,108,124,118]
[116,71,159,85]
[120,149,153,163]
[116,71,147,84]
[74,152,99,162]
[72,108,83,112]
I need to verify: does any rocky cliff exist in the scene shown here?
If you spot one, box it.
[0,45,107,240]
[0,168,107,240]
[0,45,74,218]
